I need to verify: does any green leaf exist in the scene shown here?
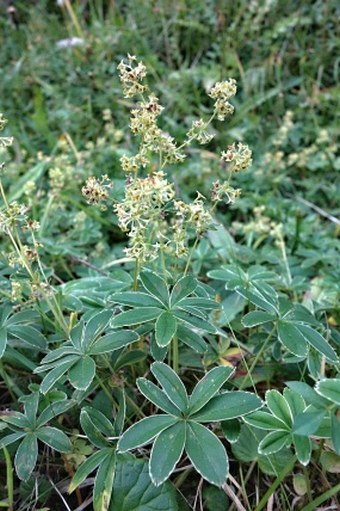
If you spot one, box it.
[14,433,38,481]
[83,310,113,352]
[118,415,178,452]
[93,451,116,511]
[36,399,75,427]
[277,321,308,357]
[221,419,241,444]
[174,309,216,333]
[111,307,162,327]
[22,392,39,428]
[140,271,169,306]
[293,408,325,436]
[293,435,311,465]
[297,324,338,363]
[81,407,116,437]
[80,408,110,449]
[40,357,78,394]
[176,324,207,353]
[155,312,177,347]
[90,330,139,354]
[151,362,188,412]
[70,449,111,494]
[242,311,275,328]
[315,379,340,406]
[137,378,181,416]
[110,292,164,308]
[68,356,96,391]
[176,297,219,310]
[258,431,290,455]
[283,388,306,417]
[191,391,263,422]
[109,455,189,510]
[70,321,84,351]
[170,275,198,306]
[189,366,234,415]
[266,390,293,426]
[244,411,290,431]
[37,426,71,452]
[0,412,30,429]
[0,432,26,449]
[9,325,47,350]
[185,422,228,487]
[150,422,186,486]
[286,381,329,408]
[0,326,7,358]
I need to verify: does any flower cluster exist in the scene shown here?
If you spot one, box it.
[211,180,241,204]
[115,171,175,261]
[82,175,112,207]
[117,54,147,98]
[186,119,214,145]
[209,79,237,121]
[221,143,252,172]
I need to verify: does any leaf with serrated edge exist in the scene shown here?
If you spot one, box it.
[191,391,263,422]
[189,366,234,415]
[315,379,340,406]
[258,431,290,455]
[265,390,293,427]
[117,415,178,452]
[185,422,228,486]
[151,362,188,412]
[149,421,186,486]
[137,378,181,416]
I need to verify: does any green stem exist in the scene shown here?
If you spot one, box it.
[3,447,13,511]
[184,237,199,276]
[172,335,179,374]
[239,325,276,390]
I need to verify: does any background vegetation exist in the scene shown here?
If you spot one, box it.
[0,1,339,510]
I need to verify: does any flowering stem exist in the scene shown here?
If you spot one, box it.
[184,237,199,276]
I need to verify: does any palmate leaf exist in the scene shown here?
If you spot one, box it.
[118,415,178,452]
[90,330,139,354]
[110,292,164,308]
[242,311,276,328]
[190,391,263,422]
[70,449,112,494]
[188,366,234,415]
[93,451,117,511]
[40,356,79,394]
[185,422,228,487]
[258,431,290,455]
[155,312,177,347]
[277,321,307,358]
[109,455,190,510]
[151,362,188,412]
[14,433,38,481]
[137,378,181,416]
[68,356,96,391]
[140,271,169,306]
[297,324,338,363]
[170,275,198,306]
[150,422,186,486]
[244,411,290,431]
[36,426,71,452]
[315,379,340,406]
[82,309,113,352]
[176,324,207,353]
[174,309,216,334]
[293,435,311,465]
[111,307,162,327]
[265,390,293,427]
[293,408,325,436]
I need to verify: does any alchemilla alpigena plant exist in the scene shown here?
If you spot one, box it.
[0,56,339,511]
